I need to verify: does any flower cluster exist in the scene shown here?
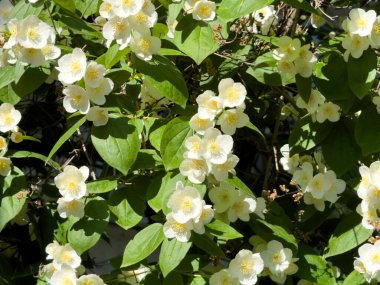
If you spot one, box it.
[355,160,380,229]
[41,240,106,284]
[273,36,317,78]
[0,103,22,176]
[252,5,278,35]
[163,181,214,242]
[280,145,346,211]
[354,240,380,283]
[54,165,89,219]
[98,0,161,61]
[1,14,60,68]
[209,182,266,224]
[180,78,249,184]
[295,89,341,123]
[56,48,112,126]
[210,240,297,285]
[341,8,380,60]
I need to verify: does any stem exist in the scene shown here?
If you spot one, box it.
[44,0,58,35]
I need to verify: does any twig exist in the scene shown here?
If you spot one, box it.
[76,129,96,181]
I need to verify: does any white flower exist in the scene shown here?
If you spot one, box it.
[4,19,19,49]
[189,113,214,135]
[193,201,214,234]
[62,85,90,114]
[40,263,57,282]
[10,131,23,143]
[218,78,247,108]
[52,244,81,270]
[209,269,240,285]
[305,173,331,199]
[0,136,7,152]
[357,165,372,199]
[253,6,276,23]
[28,0,39,3]
[84,61,106,88]
[217,108,249,135]
[179,157,209,184]
[86,106,109,127]
[315,102,340,123]
[196,90,222,120]
[167,182,203,223]
[357,240,380,274]
[273,36,301,62]
[102,17,132,49]
[163,213,193,242]
[0,0,12,26]
[210,153,239,182]
[184,135,203,159]
[277,60,296,76]
[323,170,346,203]
[279,144,299,174]
[77,274,106,285]
[209,182,238,213]
[99,0,116,19]
[18,48,45,67]
[0,103,21,133]
[54,165,89,200]
[113,0,145,18]
[254,197,266,219]
[292,162,313,191]
[45,240,60,260]
[41,44,61,60]
[296,89,325,114]
[130,2,158,29]
[201,128,233,165]
[130,30,161,61]
[295,56,317,78]
[346,8,376,37]
[342,34,370,60]
[192,0,216,21]
[57,48,87,85]
[17,15,54,49]
[303,192,326,211]
[310,14,326,28]
[261,240,294,274]
[50,265,77,285]
[87,77,114,105]
[354,258,375,283]
[229,249,264,285]
[57,198,85,219]
[356,203,379,229]
[370,16,380,48]
[228,191,257,222]
[369,161,380,189]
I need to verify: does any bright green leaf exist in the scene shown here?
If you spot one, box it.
[121,223,164,267]
[86,179,118,194]
[159,238,192,277]
[355,105,380,156]
[218,0,274,21]
[205,219,243,240]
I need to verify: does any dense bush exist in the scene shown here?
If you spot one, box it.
[1,0,380,284]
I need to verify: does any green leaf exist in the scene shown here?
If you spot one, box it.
[172,16,220,65]
[192,233,225,258]
[218,0,274,21]
[9,0,44,19]
[297,245,337,285]
[108,187,145,231]
[68,198,109,254]
[131,149,163,170]
[205,219,243,240]
[246,52,295,86]
[159,238,192,277]
[160,117,192,171]
[289,116,333,155]
[246,122,266,142]
[86,179,118,194]
[104,44,130,69]
[296,74,312,102]
[0,66,15,91]
[347,49,377,99]
[342,270,366,285]
[121,223,164,267]
[75,0,100,18]
[132,55,188,107]
[355,105,380,156]
[225,176,253,197]
[323,213,373,259]
[53,0,77,14]
[147,172,172,212]
[8,150,61,170]
[0,167,28,232]
[282,0,319,14]
[163,272,184,285]
[149,123,167,151]
[46,115,86,163]
[91,116,140,175]
[321,120,361,176]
